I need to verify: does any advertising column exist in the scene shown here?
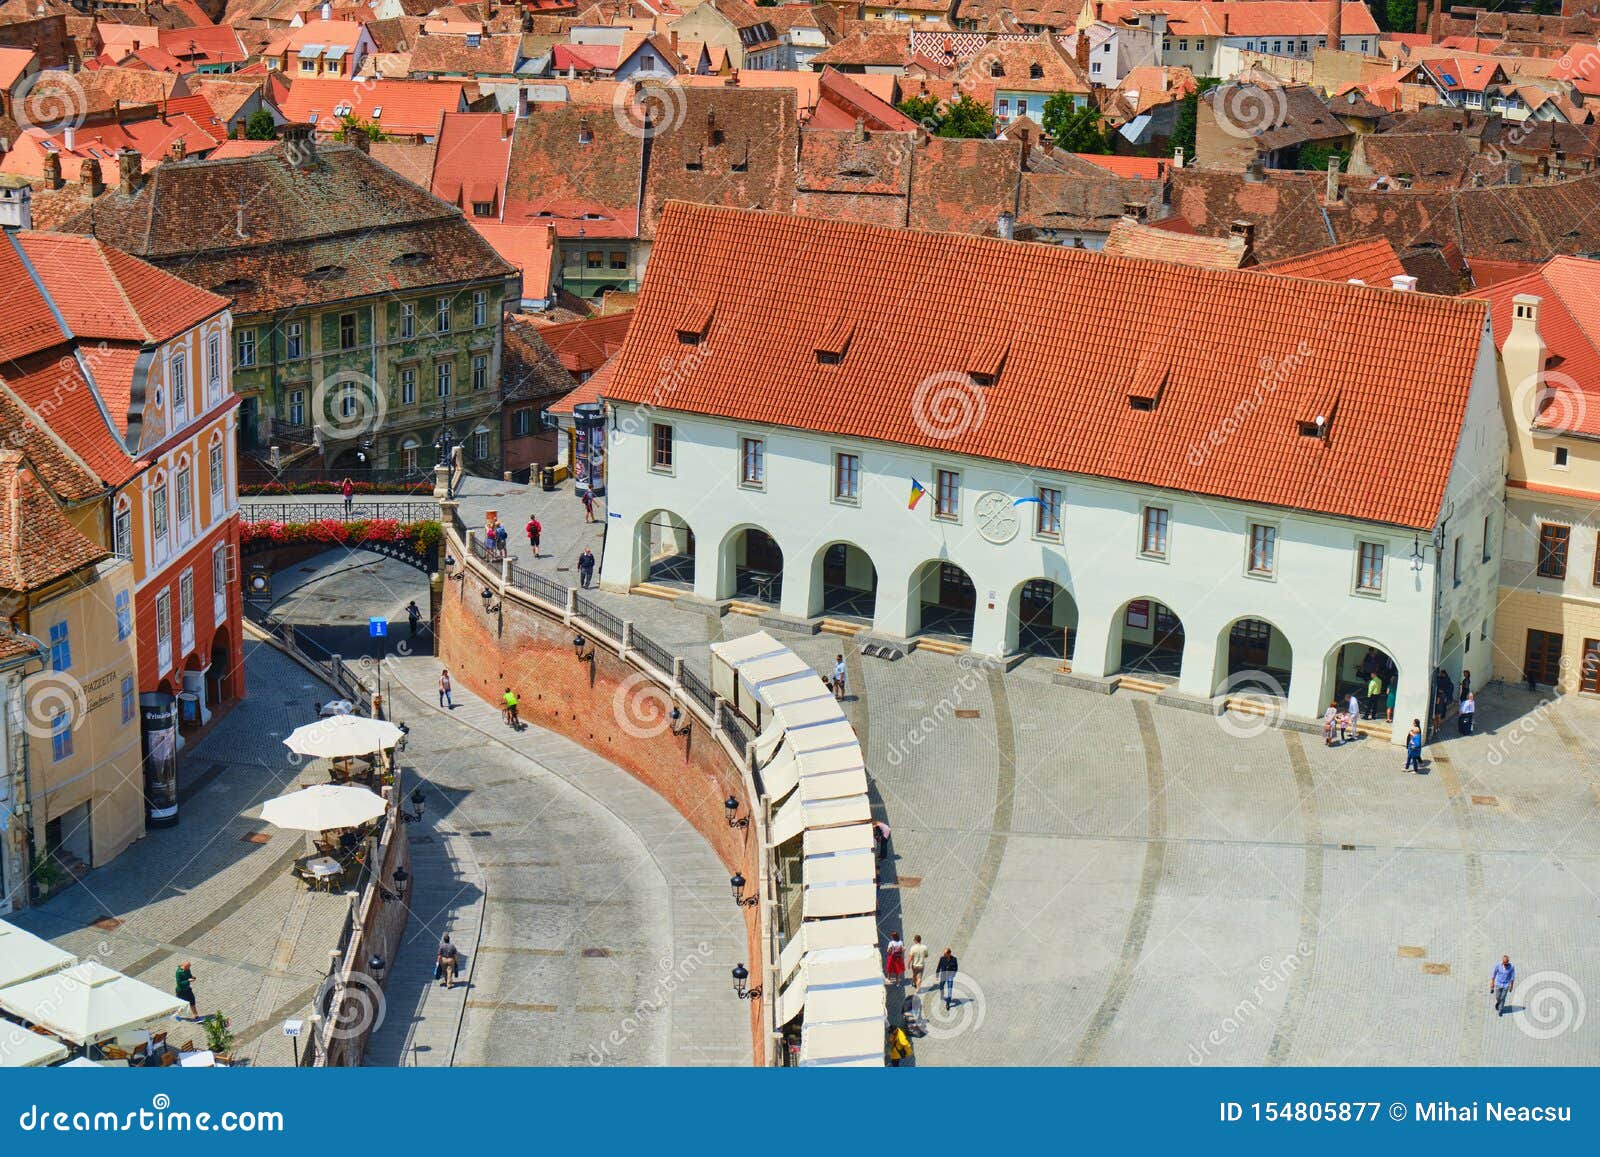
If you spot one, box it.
[139,695,179,828]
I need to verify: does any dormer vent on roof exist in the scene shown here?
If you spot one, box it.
[814,318,854,365]
[966,337,1008,386]
[675,295,715,344]
[1297,397,1338,439]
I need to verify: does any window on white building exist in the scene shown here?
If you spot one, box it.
[934,469,960,520]
[1035,486,1061,539]
[834,452,859,503]
[740,437,765,487]
[651,423,673,472]
[1247,523,1276,575]
[206,333,221,400]
[1141,506,1169,558]
[171,352,187,420]
[1357,541,1385,592]
[51,712,72,762]
[48,620,70,671]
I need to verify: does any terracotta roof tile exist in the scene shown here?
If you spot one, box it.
[640,88,797,237]
[1477,256,1600,437]
[503,101,644,238]
[1103,218,1249,269]
[1253,238,1406,285]
[0,452,108,592]
[607,203,1486,531]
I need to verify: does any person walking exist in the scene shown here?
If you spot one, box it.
[438,669,453,710]
[503,688,520,728]
[884,932,906,987]
[1459,669,1472,703]
[406,600,422,638]
[577,548,596,589]
[1385,681,1397,724]
[903,987,925,1035]
[581,485,596,524]
[1491,954,1515,1016]
[174,961,198,1019]
[340,476,355,517]
[1366,670,1383,720]
[1404,719,1423,772]
[832,654,846,701]
[1459,691,1476,735]
[437,935,459,990]
[873,818,891,861]
[1323,701,1339,747]
[935,949,958,1011]
[887,1024,913,1066]
[1346,691,1362,738]
[908,935,929,992]
[526,515,542,558]
[493,522,508,559]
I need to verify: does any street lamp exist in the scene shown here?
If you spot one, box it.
[434,398,455,499]
[729,872,756,908]
[669,706,690,736]
[572,634,594,664]
[724,795,747,829]
[730,963,760,1001]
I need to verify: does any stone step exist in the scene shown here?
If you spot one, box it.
[725,600,770,618]
[630,582,683,602]
[1222,696,1275,717]
[818,618,868,638]
[912,636,968,657]
[1116,674,1168,696]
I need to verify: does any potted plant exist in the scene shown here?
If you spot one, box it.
[202,1014,235,1064]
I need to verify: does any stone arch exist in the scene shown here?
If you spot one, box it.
[1322,637,1401,723]
[630,507,697,589]
[1211,614,1294,697]
[717,523,785,603]
[909,558,976,643]
[1005,577,1078,658]
[1105,595,1186,681]
[809,540,878,620]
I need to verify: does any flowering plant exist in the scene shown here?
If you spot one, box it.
[240,518,441,554]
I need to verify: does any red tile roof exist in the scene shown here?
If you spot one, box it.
[1477,256,1600,437]
[538,310,633,374]
[1253,238,1406,286]
[1103,218,1249,270]
[1072,153,1169,180]
[0,452,108,593]
[275,77,465,138]
[608,203,1488,530]
[429,111,514,211]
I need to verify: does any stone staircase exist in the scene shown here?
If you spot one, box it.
[912,635,969,657]
[818,618,868,639]
[629,582,685,602]
[724,599,769,618]
[1116,673,1169,696]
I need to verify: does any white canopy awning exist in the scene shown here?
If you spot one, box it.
[0,1021,68,1068]
[752,721,785,765]
[773,696,845,731]
[283,714,403,757]
[0,920,76,988]
[740,653,816,698]
[708,631,785,667]
[804,877,877,919]
[758,677,832,711]
[785,719,858,756]
[799,794,872,831]
[803,969,885,1024]
[759,741,799,804]
[0,961,186,1045]
[259,783,386,832]
[778,913,877,983]
[777,943,879,1026]
[803,845,875,884]
[799,766,870,803]
[770,790,805,845]
[799,1016,884,1066]
[803,824,874,857]
[795,745,865,778]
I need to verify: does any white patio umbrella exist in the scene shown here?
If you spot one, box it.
[0,961,185,1046]
[259,784,386,832]
[0,919,76,988]
[0,1021,68,1068]
[284,714,403,758]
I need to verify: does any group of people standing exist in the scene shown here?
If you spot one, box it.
[883,933,962,1065]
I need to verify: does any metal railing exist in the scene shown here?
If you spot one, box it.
[573,594,623,643]
[631,626,675,679]
[680,665,715,715]
[239,501,438,525]
[507,558,569,608]
[718,700,755,754]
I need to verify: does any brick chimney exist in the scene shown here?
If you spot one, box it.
[118,148,142,195]
[1075,30,1089,74]
[281,122,319,170]
[42,150,61,190]
[1228,218,1255,260]
[1122,199,1147,220]
[80,156,102,196]
[853,115,864,143]
[1325,154,1340,202]
[345,123,370,152]
[170,136,187,162]
[1327,0,1342,50]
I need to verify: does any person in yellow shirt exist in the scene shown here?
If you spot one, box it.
[503,688,520,728]
[887,1025,912,1066]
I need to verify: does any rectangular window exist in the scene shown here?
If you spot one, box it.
[286,321,303,360]
[1248,523,1276,575]
[339,312,356,350]
[512,409,533,437]
[934,469,960,520]
[1035,486,1062,538]
[400,302,415,339]
[153,483,169,550]
[609,251,628,270]
[209,443,224,498]
[1141,506,1169,558]
[740,437,765,486]
[114,508,131,560]
[473,290,488,327]
[651,423,673,471]
[1357,541,1385,592]
[207,333,220,393]
[435,297,451,333]
[121,675,135,725]
[48,621,70,671]
[176,466,193,541]
[156,589,172,671]
[180,570,194,653]
[1178,38,1188,50]
[236,328,256,367]
[586,250,602,269]
[115,590,131,640]
[1538,523,1570,579]
[401,444,418,471]
[472,354,488,391]
[834,452,860,502]
[213,544,228,624]
[473,430,489,461]
[436,362,452,398]
[51,712,72,762]
[400,368,416,404]
[288,389,305,426]
[171,352,187,415]
[1452,535,1462,587]
[1483,514,1492,563]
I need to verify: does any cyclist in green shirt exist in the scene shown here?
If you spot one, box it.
[503,688,519,729]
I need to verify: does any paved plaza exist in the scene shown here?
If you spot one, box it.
[242,479,1600,1064]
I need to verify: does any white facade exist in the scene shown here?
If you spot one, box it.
[599,325,1506,739]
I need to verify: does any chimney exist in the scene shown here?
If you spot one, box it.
[1505,293,1546,395]
[1325,154,1340,202]
[1228,218,1255,259]
[0,181,32,231]
[80,156,103,196]
[670,29,678,54]
[113,99,122,125]
[1173,145,1184,168]
[42,151,61,190]
[236,198,249,240]
[1121,199,1147,220]
[170,136,187,162]
[321,0,331,18]
[501,111,512,139]
[281,123,319,169]
[1390,274,1418,291]
[345,123,369,152]
[1244,157,1265,182]
[1507,161,1523,185]
[1327,0,1342,50]
[1075,30,1089,74]
[118,149,142,195]
[63,125,75,151]
[853,115,864,143]
[997,210,1015,240]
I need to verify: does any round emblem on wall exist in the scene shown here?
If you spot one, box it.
[974,491,1020,544]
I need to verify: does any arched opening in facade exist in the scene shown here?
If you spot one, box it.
[1006,578,1078,659]
[1109,597,1185,679]
[209,631,234,706]
[720,526,784,604]
[911,560,976,643]
[811,542,877,621]
[633,509,696,589]
[1324,640,1400,724]
[1214,616,1293,697]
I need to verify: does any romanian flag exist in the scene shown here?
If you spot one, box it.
[908,478,928,510]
